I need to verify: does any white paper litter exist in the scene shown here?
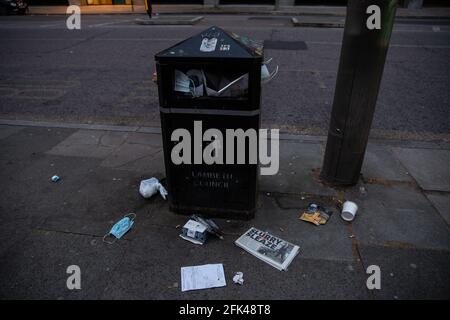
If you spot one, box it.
[232,272,244,285]
[181,264,226,292]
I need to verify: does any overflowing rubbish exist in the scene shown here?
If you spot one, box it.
[103,213,136,244]
[235,227,300,271]
[191,215,224,240]
[51,175,60,182]
[180,219,209,245]
[205,69,248,97]
[139,177,168,200]
[300,203,333,226]
[232,272,244,285]
[341,201,358,222]
[174,61,277,99]
[261,57,279,84]
[181,263,226,292]
[175,69,200,96]
[174,68,248,98]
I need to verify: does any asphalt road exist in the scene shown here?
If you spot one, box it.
[0,14,449,140]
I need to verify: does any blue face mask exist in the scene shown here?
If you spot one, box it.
[103,213,136,244]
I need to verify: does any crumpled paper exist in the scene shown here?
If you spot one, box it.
[233,272,244,285]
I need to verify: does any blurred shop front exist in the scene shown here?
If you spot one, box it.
[28,0,69,5]
[33,0,449,8]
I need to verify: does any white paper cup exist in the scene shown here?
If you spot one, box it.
[341,201,358,222]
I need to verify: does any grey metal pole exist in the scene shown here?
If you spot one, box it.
[321,0,398,186]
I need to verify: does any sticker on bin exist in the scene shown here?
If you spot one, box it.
[200,38,217,52]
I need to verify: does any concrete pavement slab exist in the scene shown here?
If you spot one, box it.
[124,132,162,147]
[33,164,151,237]
[254,194,354,262]
[100,253,369,300]
[0,154,103,224]
[259,141,337,197]
[47,130,129,159]
[358,245,450,299]
[0,229,127,300]
[362,144,412,182]
[350,185,450,251]
[0,126,75,161]
[0,220,35,260]
[0,128,88,258]
[0,119,139,133]
[393,147,450,191]
[101,143,162,172]
[119,150,164,174]
[0,125,24,140]
[100,132,163,172]
[425,193,450,227]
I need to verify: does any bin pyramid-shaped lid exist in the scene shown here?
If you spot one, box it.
[155,26,263,60]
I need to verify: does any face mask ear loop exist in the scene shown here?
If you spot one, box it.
[103,233,117,245]
[125,212,136,221]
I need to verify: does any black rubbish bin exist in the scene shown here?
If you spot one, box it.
[155,26,263,220]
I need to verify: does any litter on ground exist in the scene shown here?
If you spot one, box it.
[139,177,168,200]
[181,264,226,292]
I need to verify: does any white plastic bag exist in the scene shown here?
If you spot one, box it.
[139,178,168,200]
